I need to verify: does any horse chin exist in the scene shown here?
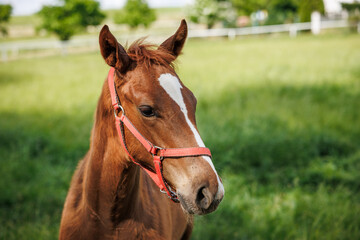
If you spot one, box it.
[177,193,220,216]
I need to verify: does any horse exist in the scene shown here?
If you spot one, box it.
[59,19,224,240]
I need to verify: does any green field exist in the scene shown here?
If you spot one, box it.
[1,34,360,239]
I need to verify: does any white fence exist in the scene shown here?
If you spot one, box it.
[0,20,356,62]
[188,20,351,39]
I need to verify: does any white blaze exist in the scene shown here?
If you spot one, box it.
[158,73,224,198]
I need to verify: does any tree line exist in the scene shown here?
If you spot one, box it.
[1,0,359,41]
[189,0,325,29]
[0,0,155,41]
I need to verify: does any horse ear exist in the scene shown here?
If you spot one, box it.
[99,25,131,73]
[159,19,187,58]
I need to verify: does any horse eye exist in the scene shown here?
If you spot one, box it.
[138,105,155,117]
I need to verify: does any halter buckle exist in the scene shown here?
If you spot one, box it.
[160,186,179,202]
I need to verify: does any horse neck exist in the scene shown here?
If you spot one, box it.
[83,80,141,225]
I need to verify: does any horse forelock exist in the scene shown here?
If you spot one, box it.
[127,39,176,69]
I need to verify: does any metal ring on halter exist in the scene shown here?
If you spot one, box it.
[151,145,164,160]
[153,145,163,150]
[160,188,179,202]
[153,145,163,153]
[114,105,125,118]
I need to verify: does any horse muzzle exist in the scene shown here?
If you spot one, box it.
[177,181,224,215]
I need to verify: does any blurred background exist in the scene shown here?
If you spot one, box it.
[0,0,359,239]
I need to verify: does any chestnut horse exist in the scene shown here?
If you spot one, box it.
[59,20,224,240]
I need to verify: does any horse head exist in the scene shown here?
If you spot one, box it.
[99,20,224,215]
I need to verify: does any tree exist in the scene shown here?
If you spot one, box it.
[188,0,237,29]
[38,0,105,41]
[342,1,360,12]
[342,1,360,32]
[298,0,324,22]
[0,4,12,36]
[266,0,299,25]
[114,0,156,29]
[231,0,267,16]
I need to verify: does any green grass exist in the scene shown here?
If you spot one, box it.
[1,34,360,239]
[8,14,41,26]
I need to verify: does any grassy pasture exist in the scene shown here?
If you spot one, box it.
[0,34,360,239]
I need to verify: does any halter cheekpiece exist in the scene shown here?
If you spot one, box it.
[107,67,212,202]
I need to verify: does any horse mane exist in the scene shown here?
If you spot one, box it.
[126,39,176,69]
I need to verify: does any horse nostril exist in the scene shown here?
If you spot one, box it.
[196,186,213,210]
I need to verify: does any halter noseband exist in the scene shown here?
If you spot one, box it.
[107,67,212,202]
